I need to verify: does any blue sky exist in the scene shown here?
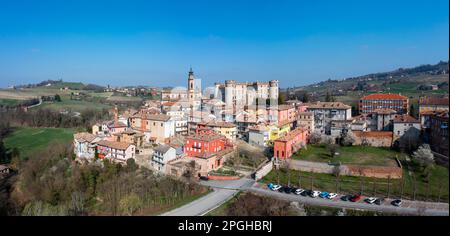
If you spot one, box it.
[0,0,448,88]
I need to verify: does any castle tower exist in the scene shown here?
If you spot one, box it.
[269,80,279,102]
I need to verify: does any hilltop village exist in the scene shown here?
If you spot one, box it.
[72,69,449,180]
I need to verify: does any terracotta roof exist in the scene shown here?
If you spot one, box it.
[199,121,236,128]
[121,130,145,137]
[393,114,420,123]
[108,121,128,128]
[162,102,179,107]
[361,93,407,100]
[97,140,132,150]
[278,104,295,111]
[145,114,171,122]
[154,144,173,154]
[353,131,393,138]
[419,96,449,106]
[187,133,225,142]
[275,127,306,142]
[305,101,351,109]
[74,132,97,143]
[249,125,270,132]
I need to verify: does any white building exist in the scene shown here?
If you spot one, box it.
[73,132,101,160]
[96,140,136,164]
[392,114,421,140]
[213,80,279,122]
[305,102,352,135]
[151,144,177,173]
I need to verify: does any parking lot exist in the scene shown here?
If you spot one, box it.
[250,182,449,216]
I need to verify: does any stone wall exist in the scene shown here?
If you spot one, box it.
[253,160,273,180]
[288,159,403,179]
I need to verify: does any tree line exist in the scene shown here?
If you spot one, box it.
[0,107,110,130]
[2,141,207,216]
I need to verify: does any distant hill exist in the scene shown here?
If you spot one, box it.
[284,61,449,111]
[15,80,105,91]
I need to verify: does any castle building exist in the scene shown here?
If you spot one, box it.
[213,80,279,122]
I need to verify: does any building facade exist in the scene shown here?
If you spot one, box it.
[359,93,409,114]
[213,80,279,122]
[73,132,99,160]
[429,111,449,157]
[273,127,308,159]
[305,102,352,135]
[392,114,421,141]
[96,140,135,164]
[151,144,177,173]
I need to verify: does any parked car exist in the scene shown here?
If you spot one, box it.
[350,194,362,202]
[199,176,209,181]
[341,194,352,201]
[271,184,282,191]
[327,193,338,199]
[375,198,385,205]
[319,192,329,198]
[295,188,305,195]
[310,190,321,198]
[392,199,402,207]
[284,186,293,194]
[301,189,311,197]
[365,197,377,204]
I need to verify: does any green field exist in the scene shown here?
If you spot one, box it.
[4,127,75,158]
[39,98,112,112]
[293,145,400,167]
[0,98,22,106]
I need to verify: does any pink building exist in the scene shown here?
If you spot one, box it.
[273,127,308,159]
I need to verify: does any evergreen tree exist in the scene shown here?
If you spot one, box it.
[325,91,332,102]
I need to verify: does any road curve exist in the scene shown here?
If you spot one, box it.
[160,178,254,216]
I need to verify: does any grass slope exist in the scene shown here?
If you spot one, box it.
[4,127,74,158]
[293,145,400,167]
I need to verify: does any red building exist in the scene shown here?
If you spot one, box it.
[273,127,308,159]
[359,93,409,114]
[184,129,227,158]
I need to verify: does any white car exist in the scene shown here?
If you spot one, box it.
[365,197,377,204]
[271,185,282,191]
[327,193,338,199]
[310,191,321,198]
[295,188,305,195]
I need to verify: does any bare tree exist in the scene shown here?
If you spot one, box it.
[327,143,339,159]
[411,144,435,181]
[341,131,356,146]
[309,131,322,144]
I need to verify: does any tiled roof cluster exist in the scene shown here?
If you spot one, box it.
[361,93,407,100]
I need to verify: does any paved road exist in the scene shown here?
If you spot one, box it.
[27,98,42,109]
[161,178,448,216]
[160,178,254,216]
[249,184,449,216]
